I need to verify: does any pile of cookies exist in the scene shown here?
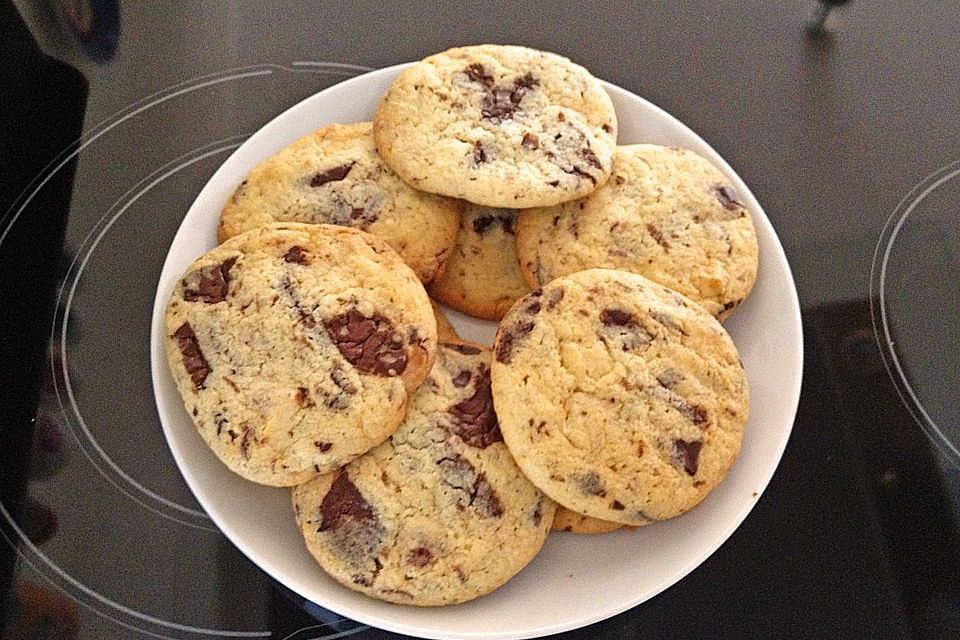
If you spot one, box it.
[165,45,757,607]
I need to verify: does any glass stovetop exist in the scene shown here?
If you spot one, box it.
[2,1,959,639]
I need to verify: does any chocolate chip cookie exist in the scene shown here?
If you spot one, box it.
[164,223,436,486]
[374,45,617,208]
[218,122,460,284]
[293,343,554,605]
[427,204,530,320]
[491,269,749,525]
[552,506,624,534]
[515,145,759,319]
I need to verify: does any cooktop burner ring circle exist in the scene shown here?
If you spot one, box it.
[871,159,960,464]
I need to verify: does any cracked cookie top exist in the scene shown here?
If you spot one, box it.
[490,269,748,525]
[373,45,617,208]
[515,145,759,320]
[293,342,554,605]
[164,223,436,486]
[218,122,461,284]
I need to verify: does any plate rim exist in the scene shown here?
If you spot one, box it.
[150,61,804,640]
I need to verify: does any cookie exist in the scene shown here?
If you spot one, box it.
[219,122,460,284]
[490,269,748,525]
[164,223,437,486]
[552,506,623,534]
[427,204,530,320]
[374,45,617,208]
[293,343,554,605]
[515,145,759,319]
[431,300,461,343]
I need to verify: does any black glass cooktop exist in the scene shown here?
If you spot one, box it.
[3,1,959,638]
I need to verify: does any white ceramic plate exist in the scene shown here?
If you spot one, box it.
[150,64,803,640]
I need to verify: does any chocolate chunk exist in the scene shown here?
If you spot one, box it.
[471,471,504,517]
[407,547,433,567]
[450,367,502,448]
[525,300,541,315]
[319,471,377,531]
[311,163,353,187]
[172,322,211,389]
[452,370,472,387]
[656,370,684,389]
[437,453,504,517]
[714,185,743,210]
[601,123,612,133]
[284,246,310,265]
[580,147,602,169]
[722,299,741,312]
[442,342,482,355]
[479,72,540,124]
[472,215,495,234]
[577,472,606,497]
[324,310,408,376]
[611,500,625,510]
[315,441,333,452]
[463,63,494,88]
[239,425,254,457]
[296,387,313,407]
[494,319,534,364]
[546,287,565,309]
[331,365,358,395]
[673,439,703,476]
[548,180,560,187]
[532,500,544,525]
[600,308,636,326]
[646,224,670,251]
[521,132,539,150]
[472,141,489,164]
[182,257,237,304]
[563,165,597,184]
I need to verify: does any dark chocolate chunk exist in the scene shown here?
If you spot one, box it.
[449,367,502,448]
[563,165,597,184]
[601,123,612,133]
[600,308,636,326]
[463,63,494,88]
[611,500,625,510]
[331,365,358,395]
[472,140,489,164]
[319,471,377,532]
[407,547,433,567]
[284,246,310,265]
[442,342,482,355]
[646,224,670,251]
[452,370,472,388]
[577,472,606,497]
[172,322,211,389]
[532,500,544,525]
[714,185,743,210]
[310,163,353,187]
[323,310,408,376]
[182,257,237,304]
[296,387,312,407]
[545,287,565,309]
[580,147,602,169]
[494,319,534,364]
[673,439,703,476]
[437,453,504,517]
